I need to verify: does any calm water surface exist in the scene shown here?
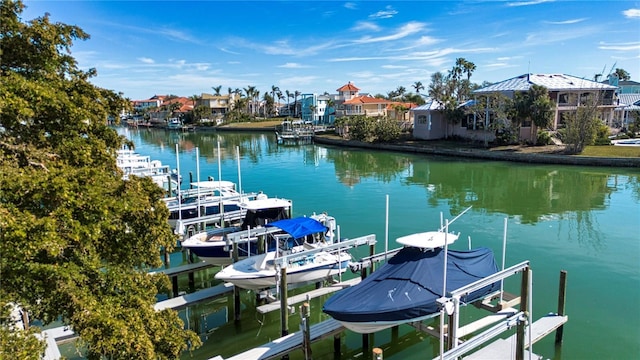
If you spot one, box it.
[67,128,640,359]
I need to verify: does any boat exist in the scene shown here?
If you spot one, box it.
[213,214,350,289]
[116,149,179,194]
[322,230,500,334]
[167,118,183,130]
[179,197,294,265]
[163,180,250,229]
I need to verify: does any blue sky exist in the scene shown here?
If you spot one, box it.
[22,0,640,101]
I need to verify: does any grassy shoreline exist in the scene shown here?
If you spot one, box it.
[214,121,640,158]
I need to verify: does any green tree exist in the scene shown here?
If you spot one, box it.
[614,68,631,81]
[412,81,424,94]
[0,2,201,358]
[212,85,222,96]
[563,97,602,154]
[512,84,554,143]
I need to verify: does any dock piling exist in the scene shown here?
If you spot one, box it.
[300,302,312,359]
[372,347,383,360]
[555,270,567,344]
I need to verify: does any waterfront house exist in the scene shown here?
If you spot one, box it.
[197,93,240,122]
[413,73,619,143]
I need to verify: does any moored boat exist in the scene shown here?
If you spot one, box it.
[179,197,293,265]
[322,228,500,334]
[213,214,349,289]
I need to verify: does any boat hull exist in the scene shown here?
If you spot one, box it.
[216,261,349,290]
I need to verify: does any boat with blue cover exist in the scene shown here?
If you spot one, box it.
[214,214,349,289]
[322,231,500,334]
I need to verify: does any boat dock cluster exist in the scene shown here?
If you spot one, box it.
[42,147,569,360]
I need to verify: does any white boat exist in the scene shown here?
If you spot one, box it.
[214,214,350,289]
[167,118,183,130]
[179,197,293,265]
[163,181,251,230]
[116,149,179,194]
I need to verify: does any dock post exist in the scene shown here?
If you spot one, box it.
[167,175,172,197]
[172,275,179,298]
[280,267,289,337]
[189,171,193,186]
[300,302,312,359]
[372,347,383,360]
[555,270,567,344]
[233,242,241,321]
[163,247,171,269]
[188,271,195,293]
[333,334,341,358]
[516,266,530,360]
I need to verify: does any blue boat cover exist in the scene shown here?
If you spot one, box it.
[265,217,327,240]
[323,247,499,324]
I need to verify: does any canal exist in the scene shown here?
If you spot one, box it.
[69,127,640,359]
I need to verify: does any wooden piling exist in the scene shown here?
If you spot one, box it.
[280,267,289,337]
[233,242,241,321]
[172,275,179,298]
[333,333,341,358]
[372,347,383,360]
[555,270,567,344]
[301,302,312,359]
[516,267,530,360]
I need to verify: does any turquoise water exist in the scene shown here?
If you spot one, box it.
[110,127,640,360]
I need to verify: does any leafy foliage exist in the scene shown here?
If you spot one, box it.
[0,1,200,358]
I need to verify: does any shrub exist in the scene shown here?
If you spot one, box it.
[536,130,553,146]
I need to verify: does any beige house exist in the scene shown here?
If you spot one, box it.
[413,73,618,142]
[197,93,240,120]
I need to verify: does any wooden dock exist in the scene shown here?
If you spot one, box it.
[155,282,234,311]
[462,314,569,360]
[256,278,360,314]
[216,318,344,360]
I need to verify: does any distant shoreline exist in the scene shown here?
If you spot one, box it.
[211,124,640,168]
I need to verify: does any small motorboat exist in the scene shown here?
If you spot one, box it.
[179,197,293,265]
[214,215,350,289]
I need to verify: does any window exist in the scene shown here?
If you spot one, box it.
[417,115,427,125]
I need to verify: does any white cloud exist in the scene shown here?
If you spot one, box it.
[506,0,554,7]
[138,57,154,64]
[352,21,381,32]
[278,63,311,69]
[369,6,398,19]
[598,41,640,51]
[353,22,426,44]
[623,9,640,18]
[344,2,357,10]
[381,65,407,69]
[545,18,587,25]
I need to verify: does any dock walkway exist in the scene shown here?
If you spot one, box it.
[216,318,344,360]
[463,313,568,360]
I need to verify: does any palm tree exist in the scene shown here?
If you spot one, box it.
[212,85,222,96]
[294,90,301,118]
[412,81,424,94]
[285,90,291,115]
[270,85,280,117]
[189,94,200,121]
[396,86,406,101]
[325,98,335,124]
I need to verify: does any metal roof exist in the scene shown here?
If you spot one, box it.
[474,74,618,93]
[617,93,640,110]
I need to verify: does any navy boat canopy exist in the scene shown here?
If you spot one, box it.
[266,217,327,240]
[322,246,499,324]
